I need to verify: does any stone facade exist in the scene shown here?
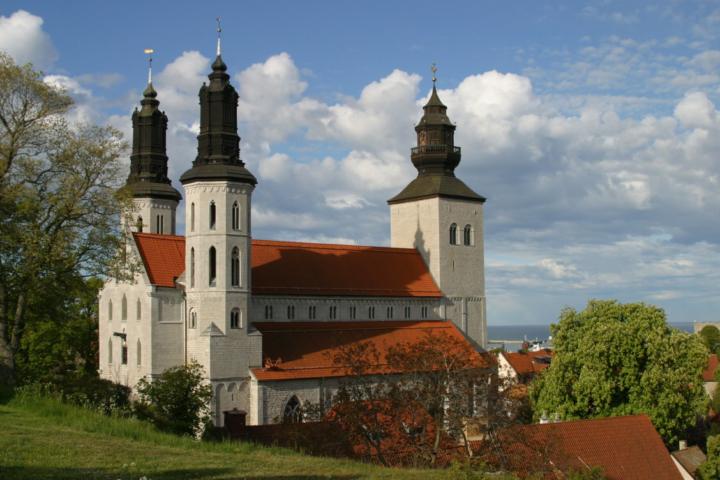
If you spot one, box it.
[390,196,486,347]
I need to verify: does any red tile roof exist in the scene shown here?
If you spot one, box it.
[501,349,554,376]
[251,239,441,297]
[132,234,442,297]
[133,233,185,287]
[704,354,718,382]
[251,321,491,381]
[485,415,682,480]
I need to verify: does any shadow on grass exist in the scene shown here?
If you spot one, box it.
[0,466,363,480]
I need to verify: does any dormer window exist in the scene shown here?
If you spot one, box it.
[209,201,216,230]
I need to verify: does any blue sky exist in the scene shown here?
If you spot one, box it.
[2,1,719,326]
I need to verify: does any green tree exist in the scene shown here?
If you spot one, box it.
[699,325,720,355]
[0,52,129,387]
[699,435,720,480]
[530,300,708,446]
[134,361,213,436]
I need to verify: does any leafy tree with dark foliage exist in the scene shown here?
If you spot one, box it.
[134,361,213,436]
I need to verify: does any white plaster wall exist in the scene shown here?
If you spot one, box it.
[126,197,179,235]
[390,197,487,347]
[184,180,261,419]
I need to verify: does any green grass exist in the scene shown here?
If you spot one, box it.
[0,394,448,480]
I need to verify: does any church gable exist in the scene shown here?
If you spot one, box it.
[133,233,186,288]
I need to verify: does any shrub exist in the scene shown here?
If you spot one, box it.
[134,361,212,436]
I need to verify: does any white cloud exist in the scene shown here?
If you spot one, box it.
[674,92,717,129]
[0,10,57,70]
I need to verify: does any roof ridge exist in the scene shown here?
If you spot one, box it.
[252,238,419,254]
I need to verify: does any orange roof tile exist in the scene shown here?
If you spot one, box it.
[132,234,442,297]
[704,354,718,382]
[251,239,441,297]
[133,233,185,287]
[502,349,554,376]
[488,415,682,480]
[251,321,491,381]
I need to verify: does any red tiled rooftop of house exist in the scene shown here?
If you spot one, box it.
[251,320,491,381]
[484,415,682,480]
[132,234,442,297]
[501,349,554,376]
[703,354,718,382]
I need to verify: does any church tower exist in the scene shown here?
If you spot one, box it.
[125,70,181,234]
[179,29,259,423]
[388,75,487,348]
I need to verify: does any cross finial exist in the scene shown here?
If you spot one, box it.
[216,17,222,56]
[431,63,438,86]
[144,48,154,84]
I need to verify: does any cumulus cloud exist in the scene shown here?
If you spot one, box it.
[0,10,57,70]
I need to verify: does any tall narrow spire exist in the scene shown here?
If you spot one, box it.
[216,17,222,57]
[388,66,484,205]
[145,48,154,84]
[126,53,181,202]
[180,23,256,186]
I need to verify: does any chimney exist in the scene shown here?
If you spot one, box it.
[679,440,688,451]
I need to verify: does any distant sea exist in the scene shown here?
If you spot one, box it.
[488,322,694,352]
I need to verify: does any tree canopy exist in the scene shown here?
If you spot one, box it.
[0,52,130,386]
[699,325,720,355]
[530,299,707,446]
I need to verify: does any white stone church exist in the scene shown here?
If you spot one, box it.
[98,46,487,426]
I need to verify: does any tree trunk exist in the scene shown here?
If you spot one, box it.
[0,285,15,388]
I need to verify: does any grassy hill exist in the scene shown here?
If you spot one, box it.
[0,395,449,480]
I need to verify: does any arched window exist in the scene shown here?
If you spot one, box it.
[137,339,142,366]
[190,248,195,288]
[189,310,197,329]
[463,224,472,246]
[287,305,295,320]
[265,305,273,320]
[349,306,356,320]
[230,309,242,329]
[121,339,128,365]
[232,201,240,231]
[209,246,217,286]
[136,298,141,321]
[156,214,164,234]
[231,247,240,287]
[121,295,127,321]
[404,306,411,319]
[329,305,337,320]
[108,338,113,364]
[136,216,143,233]
[108,300,113,322]
[209,201,216,230]
[283,396,303,423]
[386,306,393,319]
[190,203,195,232]
[449,223,458,245]
[368,306,375,319]
[421,306,429,319]
[308,305,316,319]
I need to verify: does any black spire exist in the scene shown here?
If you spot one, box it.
[388,72,484,205]
[126,79,182,202]
[180,26,256,185]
